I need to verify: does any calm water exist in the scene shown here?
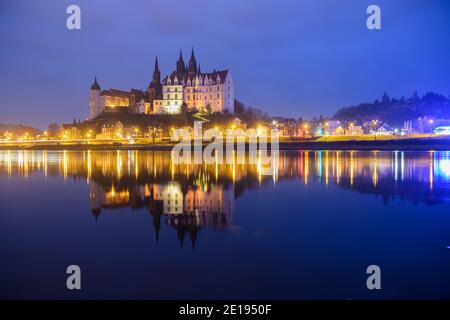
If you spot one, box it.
[1,150,450,299]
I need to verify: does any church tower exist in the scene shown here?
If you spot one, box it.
[188,47,197,74]
[147,56,162,106]
[153,56,160,83]
[89,77,102,119]
[176,50,186,74]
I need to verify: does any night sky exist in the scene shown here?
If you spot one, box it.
[1,0,449,129]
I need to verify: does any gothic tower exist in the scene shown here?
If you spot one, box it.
[147,56,162,106]
[176,50,186,74]
[153,56,160,83]
[188,47,197,74]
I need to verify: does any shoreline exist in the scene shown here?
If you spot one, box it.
[1,137,450,151]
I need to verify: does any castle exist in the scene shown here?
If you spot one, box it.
[89,49,235,119]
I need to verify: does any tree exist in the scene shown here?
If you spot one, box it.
[47,123,60,137]
[180,102,188,115]
[381,92,390,105]
[180,103,189,126]
[234,99,245,115]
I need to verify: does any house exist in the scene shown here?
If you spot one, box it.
[231,117,247,130]
[96,120,124,139]
[328,120,342,135]
[333,126,346,136]
[346,124,364,135]
[147,126,164,142]
[269,117,297,137]
[61,124,81,139]
[374,123,393,135]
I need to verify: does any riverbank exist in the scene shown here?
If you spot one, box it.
[1,136,450,151]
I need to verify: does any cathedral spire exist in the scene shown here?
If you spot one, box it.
[188,47,197,74]
[177,49,186,73]
[90,76,101,90]
[154,56,159,72]
[152,56,160,83]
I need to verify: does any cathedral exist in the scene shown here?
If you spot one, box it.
[89,49,235,119]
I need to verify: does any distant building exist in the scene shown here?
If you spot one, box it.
[89,49,234,118]
[346,124,363,135]
[270,117,297,137]
[328,120,342,135]
[61,123,81,139]
[334,126,345,135]
[96,120,124,139]
[434,126,450,135]
[373,123,393,135]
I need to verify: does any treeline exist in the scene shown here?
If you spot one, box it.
[234,100,269,126]
[334,92,450,126]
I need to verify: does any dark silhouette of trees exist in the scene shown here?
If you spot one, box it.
[333,91,450,126]
[234,99,245,114]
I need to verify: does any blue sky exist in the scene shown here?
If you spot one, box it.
[1,0,449,128]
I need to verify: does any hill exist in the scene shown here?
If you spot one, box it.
[334,92,450,126]
[0,124,42,136]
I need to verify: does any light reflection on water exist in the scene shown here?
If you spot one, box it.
[1,150,450,299]
[1,149,450,190]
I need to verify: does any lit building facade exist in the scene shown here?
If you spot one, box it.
[89,49,234,118]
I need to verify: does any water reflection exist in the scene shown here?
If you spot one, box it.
[1,150,450,245]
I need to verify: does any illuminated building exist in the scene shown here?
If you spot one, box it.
[89,49,234,118]
[96,120,124,139]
